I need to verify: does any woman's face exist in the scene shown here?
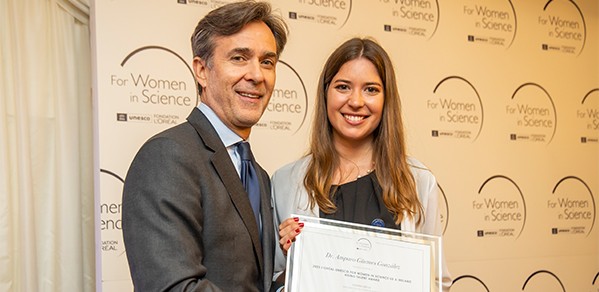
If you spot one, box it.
[326,57,385,145]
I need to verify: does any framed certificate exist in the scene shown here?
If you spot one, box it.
[285,215,442,292]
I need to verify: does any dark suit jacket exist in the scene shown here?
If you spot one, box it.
[122,108,274,291]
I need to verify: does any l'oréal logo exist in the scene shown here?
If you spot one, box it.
[284,0,352,28]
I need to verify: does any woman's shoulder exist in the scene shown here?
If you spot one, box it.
[406,156,429,172]
[406,157,436,183]
[272,155,311,181]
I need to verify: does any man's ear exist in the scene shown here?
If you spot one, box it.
[193,57,208,88]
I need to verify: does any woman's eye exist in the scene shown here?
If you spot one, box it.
[365,87,380,94]
[335,84,350,91]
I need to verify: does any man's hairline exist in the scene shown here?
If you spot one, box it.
[199,20,280,67]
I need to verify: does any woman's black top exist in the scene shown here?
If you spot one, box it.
[320,172,400,230]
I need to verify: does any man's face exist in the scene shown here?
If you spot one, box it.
[193,21,278,139]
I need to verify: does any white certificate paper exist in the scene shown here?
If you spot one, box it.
[286,215,442,292]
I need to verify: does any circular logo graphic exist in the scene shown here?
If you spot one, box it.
[538,0,587,55]
[451,275,490,292]
[99,168,131,281]
[592,272,599,290]
[112,46,198,128]
[377,0,440,39]
[461,0,517,48]
[547,176,596,236]
[474,175,527,239]
[522,270,565,292]
[255,60,309,135]
[437,182,450,235]
[507,83,557,144]
[356,238,372,251]
[427,76,484,141]
[99,169,125,233]
[577,88,599,144]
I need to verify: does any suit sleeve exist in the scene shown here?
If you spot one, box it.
[122,136,223,292]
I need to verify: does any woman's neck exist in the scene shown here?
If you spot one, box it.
[333,138,375,184]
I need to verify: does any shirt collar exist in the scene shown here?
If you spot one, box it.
[198,103,243,148]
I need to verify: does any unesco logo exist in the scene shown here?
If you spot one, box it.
[282,0,352,29]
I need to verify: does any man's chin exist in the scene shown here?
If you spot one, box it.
[238,115,264,128]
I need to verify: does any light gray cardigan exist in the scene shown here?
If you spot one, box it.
[271,156,452,291]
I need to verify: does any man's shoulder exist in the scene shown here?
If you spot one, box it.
[147,108,208,140]
[136,121,204,154]
[151,121,195,139]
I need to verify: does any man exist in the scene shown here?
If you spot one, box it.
[121,1,288,291]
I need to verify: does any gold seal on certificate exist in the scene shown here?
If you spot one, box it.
[285,215,443,292]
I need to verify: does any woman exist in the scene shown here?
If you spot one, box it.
[271,37,452,290]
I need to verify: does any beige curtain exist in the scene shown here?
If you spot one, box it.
[0,0,94,291]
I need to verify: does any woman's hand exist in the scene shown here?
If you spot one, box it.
[278,217,304,255]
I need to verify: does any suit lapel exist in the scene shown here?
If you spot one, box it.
[186,108,264,274]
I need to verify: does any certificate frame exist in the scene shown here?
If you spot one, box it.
[285,215,442,292]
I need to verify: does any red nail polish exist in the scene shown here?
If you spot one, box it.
[295,228,300,233]
[293,217,299,222]
[287,239,291,244]
[299,223,304,227]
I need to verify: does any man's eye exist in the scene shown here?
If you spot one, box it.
[262,59,275,67]
[231,55,246,62]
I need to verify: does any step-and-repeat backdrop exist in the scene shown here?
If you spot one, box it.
[91,0,598,291]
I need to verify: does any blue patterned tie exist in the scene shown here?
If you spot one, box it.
[237,141,261,227]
